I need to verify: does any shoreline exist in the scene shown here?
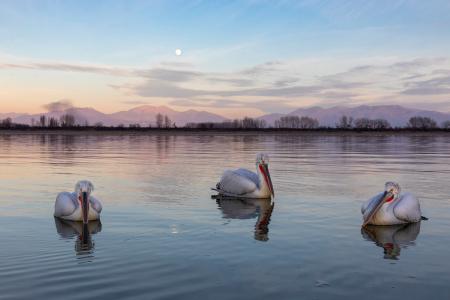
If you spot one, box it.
[0,128,449,136]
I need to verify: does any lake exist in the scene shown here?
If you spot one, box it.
[0,131,449,300]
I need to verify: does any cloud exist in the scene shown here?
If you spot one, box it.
[170,98,296,113]
[402,74,450,95]
[239,61,283,76]
[136,68,201,82]
[121,100,151,105]
[206,77,254,87]
[0,62,132,76]
[43,99,74,112]
[274,77,299,87]
[3,56,450,113]
[134,80,211,98]
[323,57,447,83]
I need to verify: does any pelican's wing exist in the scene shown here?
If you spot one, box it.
[215,169,258,196]
[393,193,422,223]
[90,196,103,214]
[54,192,77,218]
[234,168,260,186]
[361,192,384,215]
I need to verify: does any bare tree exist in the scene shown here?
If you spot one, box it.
[441,120,450,129]
[48,117,59,127]
[299,116,319,129]
[336,115,353,129]
[156,113,164,128]
[39,115,47,127]
[60,114,75,127]
[354,118,371,129]
[164,115,171,128]
[354,118,391,129]
[407,116,437,129]
[275,116,318,129]
[0,117,12,128]
[241,117,266,129]
[94,122,104,128]
[372,119,391,129]
[186,117,265,129]
[275,116,300,128]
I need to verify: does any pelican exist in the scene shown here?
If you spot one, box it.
[54,180,102,224]
[361,222,420,260]
[362,182,425,226]
[212,153,274,199]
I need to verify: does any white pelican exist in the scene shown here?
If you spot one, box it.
[361,222,420,260]
[54,180,102,224]
[362,182,425,226]
[212,153,274,199]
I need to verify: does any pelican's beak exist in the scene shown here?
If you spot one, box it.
[81,191,89,225]
[362,191,393,226]
[260,164,274,198]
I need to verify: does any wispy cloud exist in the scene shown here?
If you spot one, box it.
[402,75,450,95]
[2,56,450,113]
[170,98,296,113]
[0,62,133,76]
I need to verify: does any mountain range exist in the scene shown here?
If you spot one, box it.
[0,105,227,127]
[259,105,450,127]
[1,104,450,127]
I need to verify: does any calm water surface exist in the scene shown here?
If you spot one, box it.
[1,132,449,300]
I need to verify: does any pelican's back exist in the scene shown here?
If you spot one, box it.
[393,193,421,223]
[217,169,258,196]
[54,192,77,218]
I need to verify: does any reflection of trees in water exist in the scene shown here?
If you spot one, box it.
[215,197,274,242]
[361,222,420,260]
[54,217,102,260]
[273,133,400,155]
[155,134,177,160]
[406,135,438,153]
[36,134,77,164]
[0,134,12,149]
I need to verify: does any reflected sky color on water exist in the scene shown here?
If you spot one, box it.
[0,132,449,299]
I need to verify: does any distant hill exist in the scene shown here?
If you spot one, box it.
[2,104,450,128]
[259,105,450,127]
[5,105,227,127]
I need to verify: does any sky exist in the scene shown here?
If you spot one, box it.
[1,0,450,118]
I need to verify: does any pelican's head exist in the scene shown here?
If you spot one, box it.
[363,181,401,226]
[256,153,274,198]
[75,180,94,224]
[384,182,401,201]
[256,153,269,165]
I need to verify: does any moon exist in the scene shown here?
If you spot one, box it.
[175,49,182,56]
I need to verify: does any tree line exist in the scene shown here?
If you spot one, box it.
[1,113,450,130]
[335,115,450,130]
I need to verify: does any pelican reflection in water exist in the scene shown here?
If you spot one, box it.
[54,217,102,256]
[214,196,274,241]
[361,222,420,260]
